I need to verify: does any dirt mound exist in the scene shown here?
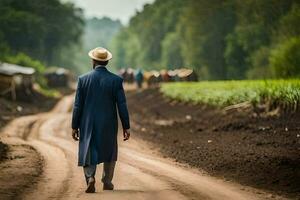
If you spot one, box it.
[0,97,57,130]
[0,90,62,200]
[0,141,8,162]
[126,88,300,199]
[0,142,43,200]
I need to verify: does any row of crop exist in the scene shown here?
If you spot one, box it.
[160,80,300,112]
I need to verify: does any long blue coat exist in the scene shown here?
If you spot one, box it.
[71,66,130,166]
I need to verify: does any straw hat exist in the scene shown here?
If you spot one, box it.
[88,47,112,61]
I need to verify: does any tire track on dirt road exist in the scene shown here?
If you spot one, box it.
[1,95,287,200]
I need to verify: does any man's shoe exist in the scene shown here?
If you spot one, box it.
[85,177,95,193]
[103,183,114,190]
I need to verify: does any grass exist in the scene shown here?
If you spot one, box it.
[160,80,300,110]
[34,84,61,98]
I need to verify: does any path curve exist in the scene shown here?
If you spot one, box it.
[1,95,287,200]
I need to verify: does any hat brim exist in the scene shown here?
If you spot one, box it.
[88,49,113,61]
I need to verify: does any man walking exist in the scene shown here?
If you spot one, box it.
[71,47,130,193]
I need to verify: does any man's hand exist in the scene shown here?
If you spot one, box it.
[123,129,130,141]
[72,129,79,141]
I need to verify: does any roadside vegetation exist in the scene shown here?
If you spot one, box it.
[2,53,60,98]
[111,0,300,80]
[0,0,84,72]
[161,80,300,111]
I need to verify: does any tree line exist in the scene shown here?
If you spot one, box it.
[1,0,299,80]
[0,0,124,75]
[77,17,122,73]
[110,0,300,80]
[0,0,84,73]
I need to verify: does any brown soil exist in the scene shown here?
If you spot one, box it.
[0,141,8,162]
[0,95,56,129]
[0,87,74,129]
[126,88,300,199]
[0,95,275,200]
[0,88,71,200]
[0,142,43,200]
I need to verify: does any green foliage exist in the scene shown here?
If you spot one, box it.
[161,32,183,69]
[111,0,300,80]
[110,0,184,70]
[4,53,45,73]
[224,33,248,79]
[85,17,122,50]
[110,28,143,70]
[270,37,300,78]
[110,28,129,70]
[274,3,300,41]
[268,3,300,79]
[34,85,60,98]
[66,17,123,73]
[0,0,84,68]
[231,0,295,78]
[246,47,273,79]
[160,80,300,110]
[0,1,126,74]
[179,0,236,79]
[0,32,9,57]
[132,0,184,67]
[1,0,299,77]
[3,53,47,87]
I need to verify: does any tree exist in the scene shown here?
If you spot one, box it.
[224,32,248,79]
[84,17,122,50]
[110,0,184,69]
[229,0,295,78]
[178,0,236,79]
[270,37,300,78]
[161,32,183,69]
[69,17,123,73]
[0,0,84,67]
[110,0,300,80]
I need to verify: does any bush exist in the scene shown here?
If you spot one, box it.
[247,47,273,79]
[270,37,300,78]
[4,53,45,73]
[3,53,47,87]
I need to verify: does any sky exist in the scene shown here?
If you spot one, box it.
[65,0,155,24]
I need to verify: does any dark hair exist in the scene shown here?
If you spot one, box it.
[93,59,109,66]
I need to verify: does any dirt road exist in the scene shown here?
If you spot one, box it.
[0,95,286,200]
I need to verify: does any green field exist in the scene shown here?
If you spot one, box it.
[160,80,300,110]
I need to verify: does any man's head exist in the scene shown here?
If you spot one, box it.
[88,47,112,68]
[92,59,109,68]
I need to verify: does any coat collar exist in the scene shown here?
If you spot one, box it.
[94,65,108,71]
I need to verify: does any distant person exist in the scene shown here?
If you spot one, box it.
[127,68,135,83]
[118,68,127,81]
[135,69,144,89]
[71,47,130,193]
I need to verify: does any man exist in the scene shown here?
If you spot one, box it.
[71,47,130,193]
[135,68,144,89]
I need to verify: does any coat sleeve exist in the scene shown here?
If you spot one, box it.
[116,79,130,129]
[72,78,84,129]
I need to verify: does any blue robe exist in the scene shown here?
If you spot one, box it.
[71,66,130,166]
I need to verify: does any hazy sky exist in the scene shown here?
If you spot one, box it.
[65,0,155,24]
